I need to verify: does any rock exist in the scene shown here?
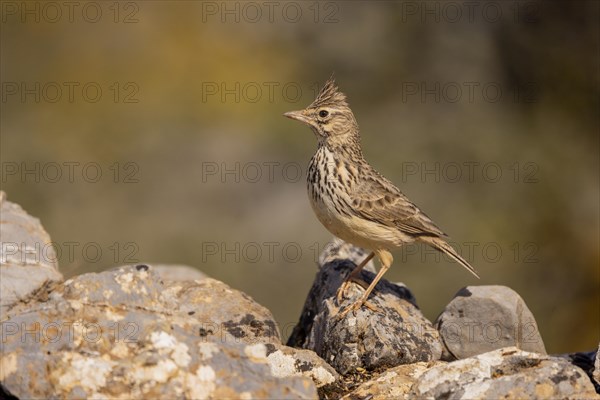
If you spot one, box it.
[264,344,340,388]
[142,264,207,282]
[435,286,546,360]
[317,238,377,274]
[595,343,600,389]
[287,239,442,376]
[555,350,598,391]
[340,361,444,400]
[104,265,280,343]
[0,191,63,318]
[554,348,600,394]
[409,347,599,399]
[1,265,317,398]
[2,328,316,399]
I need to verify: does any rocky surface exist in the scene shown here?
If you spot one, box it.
[341,347,600,399]
[0,265,318,398]
[596,343,600,388]
[264,344,340,388]
[0,191,63,317]
[287,239,443,375]
[435,285,546,360]
[1,195,598,399]
[555,348,600,394]
[146,264,207,282]
[340,361,444,400]
[409,347,598,399]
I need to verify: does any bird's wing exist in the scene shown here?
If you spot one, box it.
[349,169,446,237]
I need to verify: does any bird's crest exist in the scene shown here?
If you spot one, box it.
[309,75,349,109]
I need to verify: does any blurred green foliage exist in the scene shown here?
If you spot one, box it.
[1,1,598,353]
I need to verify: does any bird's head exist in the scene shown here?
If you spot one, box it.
[284,76,359,145]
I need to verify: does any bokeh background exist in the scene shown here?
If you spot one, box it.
[1,1,598,353]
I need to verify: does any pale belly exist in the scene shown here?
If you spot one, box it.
[308,191,413,251]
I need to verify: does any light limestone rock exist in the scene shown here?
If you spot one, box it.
[435,285,546,360]
[0,191,63,317]
[341,361,445,400]
[1,265,317,399]
[410,347,598,399]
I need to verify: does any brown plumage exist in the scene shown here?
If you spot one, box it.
[284,76,479,317]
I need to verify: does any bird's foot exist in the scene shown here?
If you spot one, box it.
[335,273,370,303]
[337,296,380,318]
[336,270,381,318]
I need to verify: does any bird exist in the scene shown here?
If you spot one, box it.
[283,76,479,317]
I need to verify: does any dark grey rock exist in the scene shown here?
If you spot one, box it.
[409,347,598,399]
[0,191,63,317]
[1,265,318,398]
[287,239,442,376]
[435,285,546,360]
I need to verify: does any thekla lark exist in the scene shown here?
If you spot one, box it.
[284,77,479,317]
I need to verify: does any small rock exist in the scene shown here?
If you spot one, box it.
[409,347,598,399]
[0,191,63,317]
[340,361,444,400]
[287,239,442,375]
[435,286,546,360]
[264,344,340,388]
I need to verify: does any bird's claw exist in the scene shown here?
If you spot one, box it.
[337,297,381,318]
[335,280,351,303]
[335,274,370,303]
[335,272,382,318]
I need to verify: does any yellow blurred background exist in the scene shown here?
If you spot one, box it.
[1,1,598,353]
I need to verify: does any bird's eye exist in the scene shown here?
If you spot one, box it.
[319,110,329,118]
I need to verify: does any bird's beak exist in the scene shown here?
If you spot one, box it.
[283,110,310,125]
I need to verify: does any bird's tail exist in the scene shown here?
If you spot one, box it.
[421,236,480,279]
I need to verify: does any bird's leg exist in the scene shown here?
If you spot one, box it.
[338,250,393,318]
[336,251,375,303]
